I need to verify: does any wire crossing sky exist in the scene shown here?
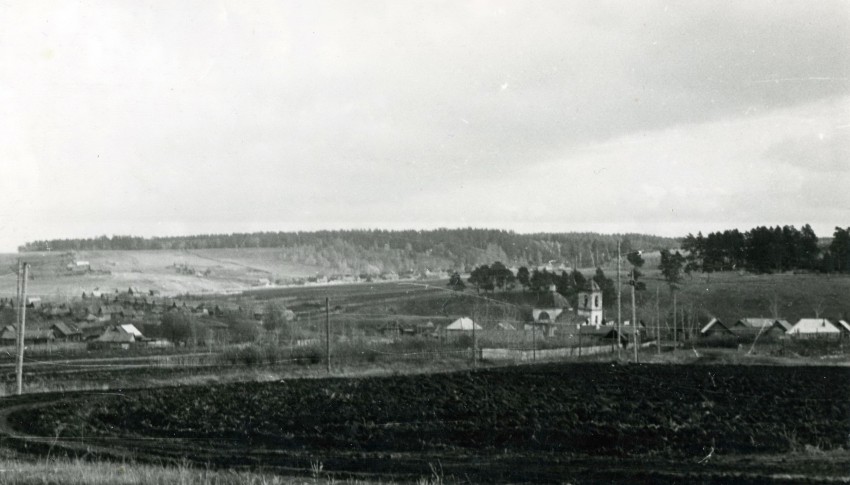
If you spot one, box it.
[1,1,848,251]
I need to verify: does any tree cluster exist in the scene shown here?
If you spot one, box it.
[466,262,617,309]
[19,229,679,275]
[824,227,850,273]
[467,262,516,293]
[681,224,821,273]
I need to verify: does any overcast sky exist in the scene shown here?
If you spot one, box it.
[1,1,848,251]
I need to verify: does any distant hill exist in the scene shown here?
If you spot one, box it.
[19,229,679,275]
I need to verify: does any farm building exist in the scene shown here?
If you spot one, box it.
[79,323,108,341]
[0,327,55,345]
[0,325,16,345]
[89,324,145,349]
[51,321,82,341]
[575,323,636,347]
[700,318,734,337]
[838,320,850,338]
[786,318,840,338]
[495,321,516,331]
[732,318,791,339]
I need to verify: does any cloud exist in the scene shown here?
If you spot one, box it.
[0,1,848,250]
[765,133,850,173]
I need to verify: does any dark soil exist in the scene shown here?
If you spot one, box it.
[5,362,850,483]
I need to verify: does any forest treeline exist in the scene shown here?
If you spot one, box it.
[19,229,678,274]
[681,225,850,274]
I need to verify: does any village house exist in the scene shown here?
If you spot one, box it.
[51,321,82,341]
[786,318,841,338]
[444,317,482,338]
[700,317,734,337]
[88,324,145,349]
[732,318,792,339]
[838,320,850,338]
[0,326,55,345]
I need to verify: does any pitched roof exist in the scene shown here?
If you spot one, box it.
[838,320,850,333]
[51,321,81,336]
[446,317,482,331]
[96,324,142,342]
[735,318,791,330]
[119,324,144,337]
[787,318,840,334]
[700,318,733,335]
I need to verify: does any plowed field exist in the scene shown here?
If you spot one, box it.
[5,363,850,483]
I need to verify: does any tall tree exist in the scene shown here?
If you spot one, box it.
[516,266,530,292]
[490,261,516,291]
[829,227,850,273]
[447,272,466,291]
[659,249,685,343]
[468,264,493,294]
[263,302,293,342]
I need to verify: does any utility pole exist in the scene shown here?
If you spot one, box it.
[532,319,536,361]
[673,290,678,347]
[616,241,622,359]
[655,285,661,355]
[325,297,330,374]
[472,305,478,368]
[631,266,638,363]
[16,262,28,395]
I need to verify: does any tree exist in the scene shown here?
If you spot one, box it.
[829,227,850,273]
[799,224,820,270]
[626,252,646,291]
[468,265,493,294]
[659,249,685,344]
[161,312,198,346]
[516,266,530,292]
[225,312,260,343]
[592,268,616,309]
[626,252,646,360]
[490,261,515,291]
[447,272,466,291]
[263,302,293,342]
[659,250,685,289]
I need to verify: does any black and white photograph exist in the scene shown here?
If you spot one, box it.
[0,1,848,483]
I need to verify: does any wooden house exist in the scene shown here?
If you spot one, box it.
[787,318,841,338]
[51,321,82,341]
[700,318,734,337]
[733,318,791,339]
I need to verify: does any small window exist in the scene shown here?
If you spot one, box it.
[594,296,599,308]
[583,296,588,307]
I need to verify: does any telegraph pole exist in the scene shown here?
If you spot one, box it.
[616,241,622,359]
[632,266,638,363]
[325,297,330,374]
[532,318,536,361]
[656,285,661,355]
[16,262,28,395]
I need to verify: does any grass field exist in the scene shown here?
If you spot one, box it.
[637,270,850,327]
[0,249,325,299]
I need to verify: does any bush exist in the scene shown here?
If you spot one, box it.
[292,345,323,365]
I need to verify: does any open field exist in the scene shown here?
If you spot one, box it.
[0,249,325,298]
[3,362,848,483]
[635,270,850,327]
